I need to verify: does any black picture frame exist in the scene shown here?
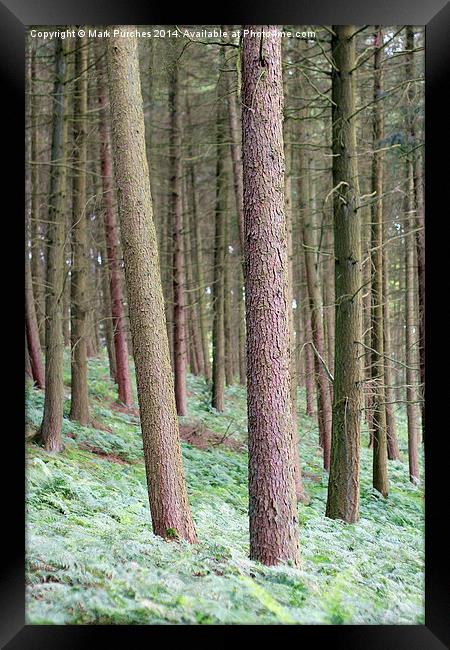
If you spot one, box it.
[3,0,449,647]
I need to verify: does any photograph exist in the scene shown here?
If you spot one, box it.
[23,22,427,627]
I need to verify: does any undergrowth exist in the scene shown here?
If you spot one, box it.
[25,353,424,625]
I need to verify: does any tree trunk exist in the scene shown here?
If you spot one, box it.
[186,136,211,381]
[29,42,46,349]
[94,42,133,406]
[326,26,363,523]
[285,114,307,503]
[405,159,420,483]
[169,65,188,416]
[39,37,68,452]
[25,242,45,390]
[70,35,90,425]
[383,228,400,460]
[301,159,332,471]
[107,30,197,543]
[370,29,388,496]
[242,26,300,566]
[224,236,234,386]
[211,82,227,412]
[406,27,425,442]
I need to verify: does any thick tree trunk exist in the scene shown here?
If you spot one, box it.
[242,26,300,566]
[94,43,133,406]
[326,26,363,523]
[169,65,188,415]
[70,35,90,425]
[40,38,68,452]
[370,30,389,496]
[107,30,197,543]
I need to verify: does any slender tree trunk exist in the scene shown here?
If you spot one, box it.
[224,237,234,386]
[70,35,90,425]
[383,224,400,460]
[301,161,332,471]
[226,63,245,258]
[169,65,188,415]
[99,239,117,381]
[371,29,388,496]
[285,115,307,503]
[414,157,425,441]
[26,243,45,390]
[29,42,46,348]
[186,139,211,381]
[326,26,363,523]
[406,26,425,442]
[107,30,197,543]
[39,38,68,452]
[405,160,420,483]
[405,26,421,478]
[25,329,33,382]
[224,44,246,385]
[211,83,227,412]
[301,263,316,418]
[322,210,335,380]
[242,26,300,566]
[184,194,203,377]
[25,39,45,391]
[94,43,133,406]
[362,212,373,445]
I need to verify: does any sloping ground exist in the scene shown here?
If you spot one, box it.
[25,354,424,624]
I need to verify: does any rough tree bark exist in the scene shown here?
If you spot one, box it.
[186,127,211,381]
[406,26,425,442]
[382,227,400,460]
[285,112,308,503]
[405,160,420,483]
[211,80,227,412]
[107,30,197,543]
[242,26,300,566]
[25,38,45,391]
[25,237,45,390]
[39,37,68,452]
[169,63,188,415]
[94,43,133,406]
[70,34,90,425]
[301,157,332,471]
[370,29,388,496]
[325,26,363,523]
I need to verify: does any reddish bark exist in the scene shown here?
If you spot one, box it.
[242,26,300,566]
[169,64,188,415]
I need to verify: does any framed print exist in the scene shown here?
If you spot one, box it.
[3,0,449,647]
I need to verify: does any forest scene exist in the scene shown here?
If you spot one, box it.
[25,25,425,625]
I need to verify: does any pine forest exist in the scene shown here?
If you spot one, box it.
[25,24,425,625]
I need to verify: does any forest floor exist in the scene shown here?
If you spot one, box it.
[25,353,424,625]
